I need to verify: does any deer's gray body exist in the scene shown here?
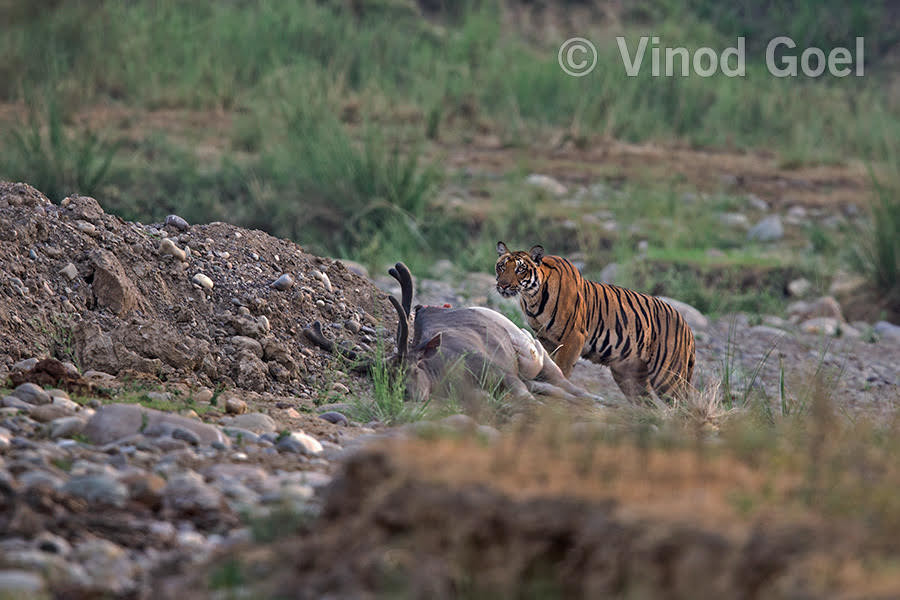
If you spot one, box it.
[407,304,598,404]
[303,261,602,407]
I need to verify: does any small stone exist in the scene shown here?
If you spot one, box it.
[746,194,769,211]
[525,174,567,196]
[180,408,200,420]
[76,220,97,236]
[172,427,201,445]
[312,270,333,292]
[829,272,868,297]
[12,383,51,405]
[788,296,843,323]
[258,315,271,333]
[282,407,302,419]
[230,336,263,358]
[477,424,501,443]
[271,273,294,291]
[785,205,807,224]
[146,390,171,404]
[276,431,323,455]
[162,472,226,515]
[0,571,45,595]
[119,471,167,509]
[11,358,39,373]
[222,427,261,444]
[48,388,71,400]
[20,470,64,491]
[599,262,618,284]
[440,413,477,431]
[192,273,214,290]
[193,388,214,403]
[62,474,129,507]
[747,215,784,242]
[51,396,80,412]
[152,437,188,452]
[73,538,137,595]
[158,238,187,261]
[224,395,249,415]
[2,396,33,410]
[344,319,361,334]
[718,212,749,228]
[165,214,190,231]
[874,321,900,344]
[222,412,278,434]
[330,382,350,395]
[59,262,78,280]
[49,416,86,439]
[83,369,116,382]
[800,318,842,336]
[787,278,812,297]
[319,411,349,426]
[318,402,353,414]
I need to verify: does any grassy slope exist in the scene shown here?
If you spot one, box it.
[0,0,897,312]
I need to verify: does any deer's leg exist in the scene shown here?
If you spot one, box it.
[525,379,583,402]
[500,372,540,405]
[534,348,604,403]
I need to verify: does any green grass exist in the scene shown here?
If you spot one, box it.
[852,172,900,304]
[0,0,895,313]
[5,96,117,202]
[112,384,216,415]
[349,343,432,425]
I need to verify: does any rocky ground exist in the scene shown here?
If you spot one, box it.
[0,181,897,597]
[0,182,398,597]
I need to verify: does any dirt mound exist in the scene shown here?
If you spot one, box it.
[0,181,392,394]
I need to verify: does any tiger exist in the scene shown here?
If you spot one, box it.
[495,241,695,402]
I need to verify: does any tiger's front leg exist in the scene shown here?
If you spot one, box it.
[550,330,586,377]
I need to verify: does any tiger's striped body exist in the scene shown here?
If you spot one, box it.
[495,242,695,402]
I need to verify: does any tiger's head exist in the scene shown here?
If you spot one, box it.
[495,241,545,298]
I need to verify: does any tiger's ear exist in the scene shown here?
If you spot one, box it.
[529,245,545,264]
[496,241,509,256]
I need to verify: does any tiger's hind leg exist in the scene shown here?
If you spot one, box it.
[609,359,654,404]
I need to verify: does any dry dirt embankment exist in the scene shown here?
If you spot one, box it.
[0,181,390,395]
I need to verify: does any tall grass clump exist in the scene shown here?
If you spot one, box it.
[2,98,117,201]
[852,174,900,304]
[247,85,441,255]
[350,340,430,426]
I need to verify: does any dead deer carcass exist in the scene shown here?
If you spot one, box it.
[306,263,602,405]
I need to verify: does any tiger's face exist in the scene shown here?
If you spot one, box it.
[495,241,544,298]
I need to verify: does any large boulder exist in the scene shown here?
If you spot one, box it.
[90,250,146,316]
[658,297,709,330]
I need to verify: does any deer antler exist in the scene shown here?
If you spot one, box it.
[388,261,413,318]
[389,295,408,362]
